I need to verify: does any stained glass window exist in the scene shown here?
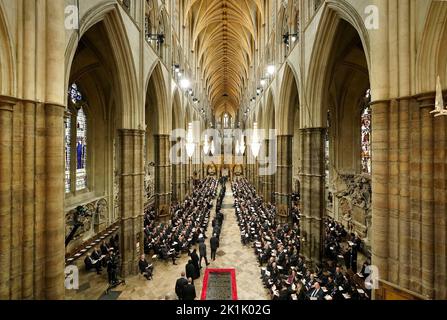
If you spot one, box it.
[66,83,88,194]
[361,89,372,174]
[64,114,72,193]
[69,83,83,104]
[76,107,87,191]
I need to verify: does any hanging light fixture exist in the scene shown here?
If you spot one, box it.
[267,64,275,76]
[186,122,195,158]
[251,122,261,158]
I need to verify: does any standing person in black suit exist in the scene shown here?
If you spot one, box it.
[175,272,188,300]
[199,239,210,268]
[190,249,200,279]
[210,234,219,261]
[183,278,196,301]
[185,260,196,284]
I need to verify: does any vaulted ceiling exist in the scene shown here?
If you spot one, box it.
[185,0,263,117]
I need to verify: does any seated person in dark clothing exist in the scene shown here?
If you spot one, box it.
[101,241,112,255]
[138,254,153,280]
[84,253,102,274]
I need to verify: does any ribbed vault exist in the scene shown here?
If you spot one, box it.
[185,0,263,117]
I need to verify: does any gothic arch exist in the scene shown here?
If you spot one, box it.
[305,0,371,127]
[65,4,140,129]
[145,62,169,134]
[0,2,15,96]
[277,63,300,135]
[264,89,276,132]
[172,88,184,131]
[415,1,447,93]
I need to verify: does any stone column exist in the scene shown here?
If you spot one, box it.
[181,162,187,199]
[299,128,325,263]
[419,98,435,299]
[259,139,269,200]
[44,103,66,300]
[155,135,172,219]
[433,104,447,300]
[119,129,145,276]
[371,100,390,287]
[171,141,183,203]
[43,0,66,300]
[275,135,293,224]
[263,139,275,203]
[0,97,15,299]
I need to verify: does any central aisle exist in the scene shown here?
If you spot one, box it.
[205,183,269,300]
[119,182,269,300]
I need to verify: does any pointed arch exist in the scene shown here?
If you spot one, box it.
[277,63,300,135]
[415,1,447,93]
[264,89,276,132]
[65,3,140,129]
[305,0,371,127]
[145,62,169,134]
[0,2,15,96]
[172,88,183,131]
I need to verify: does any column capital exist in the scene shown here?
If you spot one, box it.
[299,127,326,133]
[275,134,293,138]
[119,128,145,136]
[0,95,18,111]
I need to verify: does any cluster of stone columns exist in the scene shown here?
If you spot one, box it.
[119,130,145,276]
[371,96,446,300]
[274,135,293,224]
[154,135,172,220]
[299,128,325,264]
[0,96,67,299]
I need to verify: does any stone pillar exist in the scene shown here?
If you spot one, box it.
[171,140,183,203]
[43,0,66,300]
[0,97,15,299]
[181,162,187,199]
[433,104,447,300]
[371,100,390,288]
[155,135,172,219]
[299,128,325,264]
[119,129,145,276]
[263,139,275,203]
[397,98,411,289]
[275,135,293,224]
[419,98,435,299]
[44,104,66,299]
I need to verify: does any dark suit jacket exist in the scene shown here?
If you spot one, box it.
[185,263,196,280]
[183,284,196,300]
[210,237,219,250]
[308,288,325,300]
[199,242,207,257]
[138,260,149,274]
[175,277,188,299]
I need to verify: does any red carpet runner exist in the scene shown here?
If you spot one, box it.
[201,269,238,300]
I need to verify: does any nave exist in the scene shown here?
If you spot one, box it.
[66,180,269,300]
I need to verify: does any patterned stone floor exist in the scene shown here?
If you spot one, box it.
[66,183,270,300]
